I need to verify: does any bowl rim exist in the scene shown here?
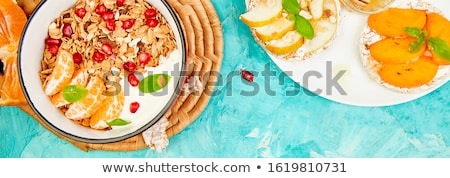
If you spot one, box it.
[17,0,187,144]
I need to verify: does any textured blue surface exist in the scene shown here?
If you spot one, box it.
[1,0,450,158]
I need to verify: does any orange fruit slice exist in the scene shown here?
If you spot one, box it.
[51,69,89,107]
[43,50,75,96]
[90,88,124,130]
[368,8,427,37]
[369,37,426,64]
[0,0,27,106]
[65,76,106,120]
[425,13,450,65]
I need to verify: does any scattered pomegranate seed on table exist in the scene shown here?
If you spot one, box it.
[72,53,83,64]
[48,45,59,55]
[128,73,140,87]
[123,61,137,72]
[62,23,73,38]
[121,19,135,30]
[75,8,86,18]
[101,43,114,56]
[144,9,158,18]
[95,4,107,15]
[93,51,105,63]
[130,102,140,113]
[44,38,61,46]
[146,19,158,27]
[138,52,151,66]
[241,70,254,82]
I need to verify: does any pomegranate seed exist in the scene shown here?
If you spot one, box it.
[116,0,124,7]
[62,23,73,38]
[101,11,115,21]
[121,19,135,30]
[75,8,86,18]
[128,73,139,87]
[105,19,116,31]
[146,19,158,27]
[73,53,83,64]
[123,61,137,72]
[93,51,105,63]
[45,38,62,46]
[130,102,140,113]
[144,9,158,18]
[95,4,107,15]
[101,43,113,56]
[241,70,254,82]
[48,45,59,55]
[138,52,151,66]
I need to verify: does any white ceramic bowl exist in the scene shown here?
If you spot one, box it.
[18,0,186,144]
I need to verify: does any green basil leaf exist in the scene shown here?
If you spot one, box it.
[62,85,88,103]
[422,29,428,37]
[107,118,131,126]
[282,0,300,15]
[138,74,172,93]
[295,15,314,40]
[428,37,450,61]
[404,27,422,38]
[289,15,296,21]
[408,38,425,53]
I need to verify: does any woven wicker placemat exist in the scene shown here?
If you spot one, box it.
[18,0,223,152]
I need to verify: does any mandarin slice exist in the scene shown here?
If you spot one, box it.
[51,69,89,107]
[43,50,75,96]
[65,76,106,120]
[368,8,427,37]
[369,38,426,64]
[0,0,28,106]
[90,88,125,130]
[426,13,450,65]
[377,56,439,88]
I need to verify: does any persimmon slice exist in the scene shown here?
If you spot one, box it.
[426,13,450,65]
[377,56,439,88]
[368,8,427,37]
[369,37,425,64]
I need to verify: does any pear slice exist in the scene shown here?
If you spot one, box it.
[240,0,283,27]
[255,17,295,42]
[266,31,305,55]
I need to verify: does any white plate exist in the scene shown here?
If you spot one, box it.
[249,0,450,107]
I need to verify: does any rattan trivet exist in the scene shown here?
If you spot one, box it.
[18,0,223,152]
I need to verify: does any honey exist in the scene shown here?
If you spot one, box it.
[340,0,395,13]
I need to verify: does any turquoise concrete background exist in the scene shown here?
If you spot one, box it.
[1,0,449,158]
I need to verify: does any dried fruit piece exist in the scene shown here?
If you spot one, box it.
[47,45,59,55]
[368,8,427,37]
[130,102,140,113]
[377,56,439,88]
[45,38,62,46]
[369,38,426,64]
[102,11,115,21]
[138,52,151,66]
[93,51,105,63]
[105,19,116,31]
[146,19,158,27]
[144,9,157,18]
[101,43,113,56]
[116,0,125,7]
[123,61,136,72]
[95,4,107,15]
[62,23,73,37]
[73,52,83,64]
[241,70,254,82]
[122,19,135,30]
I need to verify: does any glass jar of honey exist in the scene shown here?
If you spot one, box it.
[340,0,395,14]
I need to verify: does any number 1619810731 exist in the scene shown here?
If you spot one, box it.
[267,162,347,173]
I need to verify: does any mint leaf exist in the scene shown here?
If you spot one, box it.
[282,0,300,15]
[107,118,131,126]
[295,15,314,40]
[428,37,450,61]
[138,74,172,93]
[404,27,422,38]
[62,85,88,103]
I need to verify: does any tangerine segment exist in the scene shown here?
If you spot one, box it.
[90,88,124,130]
[0,0,27,46]
[51,69,89,107]
[378,56,439,88]
[426,13,450,65]
[44,50,75,96]
[0,54,26,105]
[65,76,106,120]
[369,38,426,64]
[368,8,427,37]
